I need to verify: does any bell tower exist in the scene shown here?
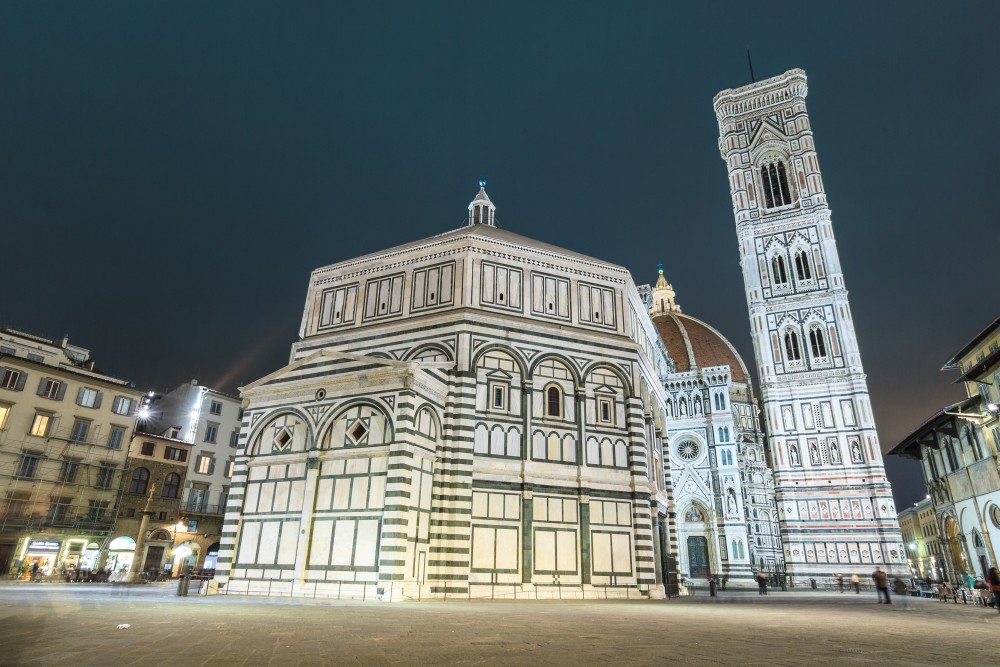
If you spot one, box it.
[713,69,905,578]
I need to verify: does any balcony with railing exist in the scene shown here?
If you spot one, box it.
[181,488,229,516]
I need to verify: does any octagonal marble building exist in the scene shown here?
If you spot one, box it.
[214,187,677,600]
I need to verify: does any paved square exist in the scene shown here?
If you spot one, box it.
[1,584,996,666]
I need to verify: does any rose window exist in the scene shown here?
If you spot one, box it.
[676,441,700,462]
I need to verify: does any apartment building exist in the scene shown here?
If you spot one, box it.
[0,326,141,577]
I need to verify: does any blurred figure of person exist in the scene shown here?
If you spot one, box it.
[872,567,890,604]
[851,573,860,594]
[987,566,1000,613]
[962,572,975,590]
[756,571,768,595]
[836,574,844,593]
[30,561,40,582]
[892,577,909,609]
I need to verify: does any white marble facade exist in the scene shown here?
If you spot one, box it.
[640,270,784,583]
[714,69,906,577]
[215,188,676,599]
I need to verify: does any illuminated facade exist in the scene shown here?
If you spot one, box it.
[0,327,141,578]
[640,269,784,582]
[215,187,676,599]
[714,70,905,577]
[145,381,242,572]
[890,314,1000,582]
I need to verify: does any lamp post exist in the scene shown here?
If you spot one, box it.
[170,520,188,577]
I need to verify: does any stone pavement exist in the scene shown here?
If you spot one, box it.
[0,583,996,666]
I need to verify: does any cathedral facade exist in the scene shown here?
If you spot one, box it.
[640,271,784,582]
[713,69,905,576]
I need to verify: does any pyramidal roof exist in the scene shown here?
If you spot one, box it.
[320,185,624,271]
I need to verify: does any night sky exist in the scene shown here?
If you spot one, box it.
[2,3,997,511]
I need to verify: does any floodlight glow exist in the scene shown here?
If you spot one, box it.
[138,408,150,420]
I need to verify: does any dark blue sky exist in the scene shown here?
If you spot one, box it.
[2,2,996,510]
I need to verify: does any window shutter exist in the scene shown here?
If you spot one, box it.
[76,387,86,405]
[14,372,26,391]
[208,458,216,475]
[55,382,66,401]
[37,377,49,396]
[94,391,103,409]
[128,399,137,416]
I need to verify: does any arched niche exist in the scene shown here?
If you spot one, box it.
[251,413,310,455]
[322,402,393,449]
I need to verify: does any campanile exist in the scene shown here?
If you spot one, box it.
[713,69,905,577]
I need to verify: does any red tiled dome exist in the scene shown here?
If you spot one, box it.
[651,312,749,383]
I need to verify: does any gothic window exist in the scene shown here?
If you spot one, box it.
[965,427,983,461]
[794,249,812,281]
[945,440,959,471]
[784,331,802,362]
[809,328,827,359]
[545,385,562,418]
[771,255,789,286]
[760,159,794,208]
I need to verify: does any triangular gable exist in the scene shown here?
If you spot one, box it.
[748,116,788,152]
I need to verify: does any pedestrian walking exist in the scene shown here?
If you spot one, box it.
[836,573,844,593]
[30,561,40,582]
[872,567,891,604]
[756,571,768,596]
[851,573,860,594]
[987,566,1000,613]
[892,577,909,609]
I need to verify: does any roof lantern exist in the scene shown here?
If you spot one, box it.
[468,179,496,226]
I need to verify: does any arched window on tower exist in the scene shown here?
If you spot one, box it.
[794,249,812,281]
[784,331,802,362]
[809,328,827,360]
[545,385,562,418]
[760,159,794,208]
[771,255,789,287]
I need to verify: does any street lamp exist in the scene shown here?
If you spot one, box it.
[170,520,188,577]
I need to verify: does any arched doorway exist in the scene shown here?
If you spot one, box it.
[971,531,989,579]
[943,516,967,580]
[203,542,221,571]
[678,502,714,580]
[171,540,200,576]
[107,536,136,577]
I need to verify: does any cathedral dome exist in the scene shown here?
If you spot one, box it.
[652,312,749,383]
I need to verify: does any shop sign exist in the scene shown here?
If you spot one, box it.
[27,540,61,553]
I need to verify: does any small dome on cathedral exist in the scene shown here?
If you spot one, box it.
[468,181,496,226]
